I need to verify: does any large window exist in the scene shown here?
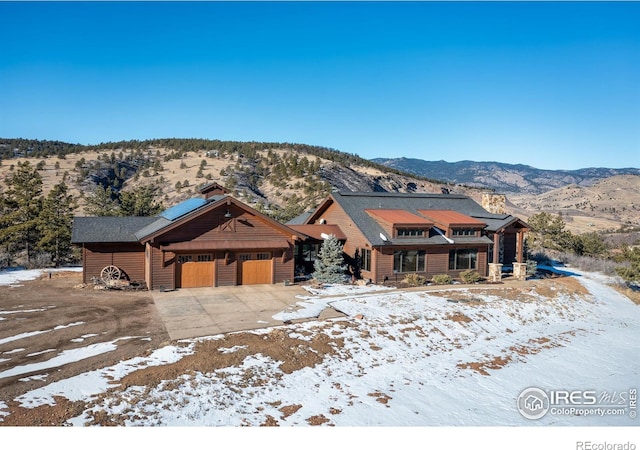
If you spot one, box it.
[360,248,372,272]
[449,249,477,270]
[394,250,426,273]
[302,244,320,262]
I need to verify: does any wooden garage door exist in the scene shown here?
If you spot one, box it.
[238,253,272,285]
[176,254,214,288]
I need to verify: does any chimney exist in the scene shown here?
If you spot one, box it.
[482,194,506,214]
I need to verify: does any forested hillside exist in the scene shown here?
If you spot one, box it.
[0,138,457,267]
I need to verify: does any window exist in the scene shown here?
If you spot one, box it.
[197,254,213,262]
[302,244,320,262]
[177,255,193,264]
[452,229,477,236]
[360,248,372,272]
[397,228,425,237]
[256,253,271,260]
[393,250,426,273]
[449,249,477,270]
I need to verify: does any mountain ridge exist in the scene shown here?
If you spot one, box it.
[372,157,640,195]
[1,138,638,233]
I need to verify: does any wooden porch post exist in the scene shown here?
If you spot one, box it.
[493,232,500,264]
[516,230,524,263]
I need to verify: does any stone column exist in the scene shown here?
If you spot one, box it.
[488,263,503,283]
[513,262,527,281]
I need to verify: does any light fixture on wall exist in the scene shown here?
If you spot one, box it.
[224,208,232,218]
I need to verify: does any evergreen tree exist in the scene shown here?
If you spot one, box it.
[0,161,43,264]
[84,185,119,216]
[119,185,164,216]
[313,235,348,284]
[526,212,570,251]
[38,182,77,266]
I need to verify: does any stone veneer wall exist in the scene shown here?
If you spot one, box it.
[482,194,506,214]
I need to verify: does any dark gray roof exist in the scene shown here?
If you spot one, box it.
[134,218,172,241]
[325,191,516,246]
[71,216,158,243]
[286,211,314,225]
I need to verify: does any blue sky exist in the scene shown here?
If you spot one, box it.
[1,1,638,170]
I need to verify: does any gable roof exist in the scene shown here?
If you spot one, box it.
[136,195,307,243]
[73,195,307,245]
[306,191,515,246]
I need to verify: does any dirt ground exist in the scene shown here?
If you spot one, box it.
[1,270,628,426]
[0,272,347,426]
[0,271,170,425]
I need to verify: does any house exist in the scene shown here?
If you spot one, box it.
[72,187,529,290]
[296,191,529,283]
[72,194,307,290]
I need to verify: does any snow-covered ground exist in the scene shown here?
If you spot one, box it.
[0,266,82,287]
[1,266,639,445]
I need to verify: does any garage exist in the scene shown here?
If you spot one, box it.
[176,254,215,288]
[238,253,272,285]
[74,194,308,290]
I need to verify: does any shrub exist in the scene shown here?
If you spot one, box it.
[431,274,452,285]
[460,270,481,284]
[403,273,426,286]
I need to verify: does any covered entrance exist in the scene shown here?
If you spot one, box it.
[176,254,215,288]
[238,252,272,285]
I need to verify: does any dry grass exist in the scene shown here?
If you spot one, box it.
[612,284,640,305]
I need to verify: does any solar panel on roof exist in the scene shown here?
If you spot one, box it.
[159,197,207,221]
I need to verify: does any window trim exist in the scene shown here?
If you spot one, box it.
[448,249,478,270]
[360,248,372,272]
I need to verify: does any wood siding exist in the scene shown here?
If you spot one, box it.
[311,202,373,278]
[374,244,488,282]
[274,247,295,284]
[145,204,298,288]
[215,251,237,286]
[150,245,175,290]
[156,205,292,246]
[313,202,491,282]
[83,243,145,283]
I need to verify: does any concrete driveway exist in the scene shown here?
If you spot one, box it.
[150,284,342,340]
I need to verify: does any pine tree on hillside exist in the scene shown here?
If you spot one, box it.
[313,235,348,284]
[84,185,119,216]
[38,181,77,266]
[0,161,43,264]
[119,185,164,216]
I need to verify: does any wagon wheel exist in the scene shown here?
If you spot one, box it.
[101,265,121,283]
